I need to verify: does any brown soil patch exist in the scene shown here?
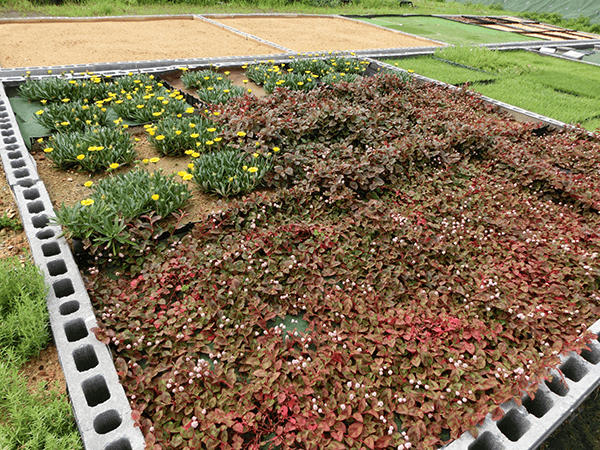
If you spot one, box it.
[210,15,442,52]
[0,17,281,68]
[19,343,67,396]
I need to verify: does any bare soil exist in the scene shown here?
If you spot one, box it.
[0,15,440,69]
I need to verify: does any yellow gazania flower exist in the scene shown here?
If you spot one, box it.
[40,99,47,104]
[185,107,194,114]
[134,138,140,142]
[109,163,120,170]
[207,127,216,132]
[273,147,280,152]
[35,110,44,115]
[242,165,248,171]
[185,150,194,155]
[243,79,249,84]
[189,123,196,128]
[84,181,94,187]
[136,104,144,109]
[61,121,70,126]
[142,159,149,164]
[205,141,214,146]
[252,152,259,158]
[248,167,259,173]
[37,138,44,143]
[190,133,199,139]
[237,131,247,137]
[187,163,194,169]
[162,100,169,105]
[122,124,129,130]
[191,152,200,158]
[149,157,160,163]
[155,135,165,141]
[175,130,182,135]
[88,146,96,152]
[61,98,70,103]
[81,199,94,206]
[223,89,230,93]
[228,177,234,182]
[224,71,230,75]
[213,112,220,116]
[43,147,53,153]
[214,137,222,142]
[96,146,105,151]
[152,112,162,117]
[177,171,187,177]
[151,194,160,201]
[182,173,193,181]
[407,69,415,73]
[297,82,304,86]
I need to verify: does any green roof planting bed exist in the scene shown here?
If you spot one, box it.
[384,46,600,131]
[354,16,543,45]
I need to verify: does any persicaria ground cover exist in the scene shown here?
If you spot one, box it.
[87,74,600,450]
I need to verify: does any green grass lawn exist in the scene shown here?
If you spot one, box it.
[384,47,600,131]
[357,15,542,45]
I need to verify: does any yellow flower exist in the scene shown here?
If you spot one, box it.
[185,150,194,155]
[60,121,70,126]
[213,112,220,116]
[37,138,44,143]
[77,154,85,160]
[177,171,187,177]
[214,137,222,142]
[237,131,247,137]
[247,89,252,93]
[175,130,182,135]
[43,147,53,153]
[149,157,160,163]
[151,194,160,201]
[242,165,248,171]
[182,173,193,181]
[35,110,44,115]
[134,138,141,141]
[252,152,259,158]
[155,135,165,141]
[228,177,234,182]
[206,141,214,146]
[142,159,149,164]
[109,163,120,170]
[136,104,145,109]
[188,163,194,169]
[224,71,230,75]
[207,127,216,132]
[190,133,199,139]
[243,79,249,84]
[81,199,94,206]
[186,107,194,114]
[248,167,259,173]
[191,152,200,158]
[84,181,94,187]
[407,69,415,73]
[40,99,47,104]
[152,111,162,117]
[122,124,129,129]
[189,123,196,128]
[273,147,280,152]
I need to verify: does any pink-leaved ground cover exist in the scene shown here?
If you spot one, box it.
[87,74,600,450]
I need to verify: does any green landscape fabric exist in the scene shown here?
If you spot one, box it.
[448,0,600,24]
[358,16,542,45]
[7,92,50,149]
[582,52,600,64]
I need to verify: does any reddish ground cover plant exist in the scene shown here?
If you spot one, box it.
[88,74,600,450]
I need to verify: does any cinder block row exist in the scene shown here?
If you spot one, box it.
[0,83,40,185]
[1,79,145,450]
[441,321,600,450]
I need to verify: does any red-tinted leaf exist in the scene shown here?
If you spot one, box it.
[364,436,375,450]
[232,422,245,433]
[491,406,505,421]
[348,422,364,439]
